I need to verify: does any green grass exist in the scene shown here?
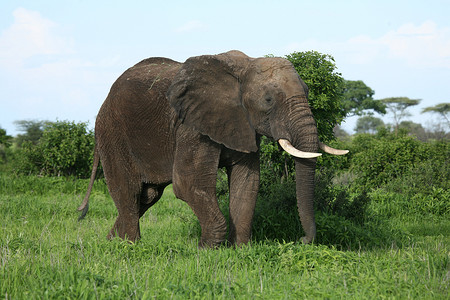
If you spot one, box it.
[1,174,449,299]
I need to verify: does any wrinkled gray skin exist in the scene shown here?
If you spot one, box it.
[79,50,327,247]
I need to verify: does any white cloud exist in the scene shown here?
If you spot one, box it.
[0,8,121,135]
[175,20,206,33]
[283,21,450,69]
[379,21,450,68]
[0,7,74,69]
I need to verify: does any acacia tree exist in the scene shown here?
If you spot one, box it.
[342,80,386,117]
[380,97,421,132]
[422,103,450,129]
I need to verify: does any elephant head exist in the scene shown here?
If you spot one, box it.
[168,50,347,244]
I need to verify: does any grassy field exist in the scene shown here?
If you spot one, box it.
[1,173,449,299]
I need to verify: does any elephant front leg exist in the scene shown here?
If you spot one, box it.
[172,130,227,248]
[227,153,260,246]
[173,167,227,248]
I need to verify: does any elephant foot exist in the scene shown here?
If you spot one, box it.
[107,229,140,243]
[301,235,315,244]
[197,226,228,249]
[198,235,228,249]
[107,217,141,242]
[228,235,251,247]
[198,240,221,249]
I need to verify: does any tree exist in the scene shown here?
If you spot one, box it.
[285,51,346,142]
[380,97,421,132]
[354,116,385,134]
[0,127,12,163]
[14,120,50,147]
[342,80,386,116]
[0,128,12,148]
[422,103,450,129]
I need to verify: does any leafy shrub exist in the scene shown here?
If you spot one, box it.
[14,121,95,178]
[369,187,450,219]
[384,159,449,197]
[314,172,370,224]
[259,137,295,191]
[350,129,426,189]
[371,159,450,218]
[252,181,302,242]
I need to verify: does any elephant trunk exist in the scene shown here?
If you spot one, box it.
[273,96,348,244]
[274,99,319,244]
[295,157,317,244]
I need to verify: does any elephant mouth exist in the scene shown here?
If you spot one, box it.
[278,139,349,158]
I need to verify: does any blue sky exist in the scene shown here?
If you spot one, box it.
[1,0,449,135]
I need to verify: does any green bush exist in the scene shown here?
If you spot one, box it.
[252,181,301,242]
[314,171,370,224]
[371,144,450,218]
[14,121,95,178]
[350,129,427,189]
[259,137,296,191]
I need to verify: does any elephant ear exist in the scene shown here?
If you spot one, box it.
[167,51,258,153]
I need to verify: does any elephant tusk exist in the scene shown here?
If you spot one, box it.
[319,142,349,155]
[278,139,322,158]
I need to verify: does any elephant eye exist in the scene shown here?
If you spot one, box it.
[265,96,273,105]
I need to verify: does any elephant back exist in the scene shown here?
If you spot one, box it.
[120,57,182,87]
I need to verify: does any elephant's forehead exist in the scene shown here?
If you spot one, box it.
[263,66,302,87]
[258,58,292,71]
[254,59,297,79]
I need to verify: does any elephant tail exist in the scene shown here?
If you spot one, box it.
[77,144,100,221]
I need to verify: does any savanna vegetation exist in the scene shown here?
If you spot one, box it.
[1,51,449,299]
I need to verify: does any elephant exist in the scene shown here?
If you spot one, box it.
[78,50,348,247]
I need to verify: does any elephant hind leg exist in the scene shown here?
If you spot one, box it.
[107,206,141,242]
[106,178,142,242]
[108,214,140,242]
[107,183,168,242]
